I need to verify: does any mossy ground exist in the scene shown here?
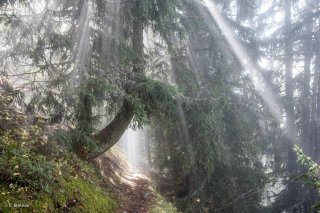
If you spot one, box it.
[0,99,118,213]
[0,147,177,213]
[0,156,118,213]
[149,192,179,213]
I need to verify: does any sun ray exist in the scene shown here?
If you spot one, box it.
[197,0,298,142]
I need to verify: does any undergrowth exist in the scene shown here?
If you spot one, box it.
[0,92,178,213]
[0,93,118,212]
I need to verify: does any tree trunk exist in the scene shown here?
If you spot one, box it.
[78,93,93,131]
[92,100,134,157]
[284,0,299,208]
[311,56,319,160]
[91,0,144,159]
[299,1,318,211]
[311,25,319,161]
[284,0,294,141]
[144,129,152,166]
[154,124,166,172]
[301,8,313,156]
[315,42,320,162]
[314,0,320,163]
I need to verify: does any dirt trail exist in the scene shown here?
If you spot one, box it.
[95,151,155,213]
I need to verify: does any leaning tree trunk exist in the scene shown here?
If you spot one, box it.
[90,0,144,159]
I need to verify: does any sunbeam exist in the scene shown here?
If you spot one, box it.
[0,0,319,212]
[198,0,298,141]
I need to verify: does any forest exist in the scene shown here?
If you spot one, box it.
[0,0,320,212]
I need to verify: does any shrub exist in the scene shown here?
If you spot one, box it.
[0,130,54,190]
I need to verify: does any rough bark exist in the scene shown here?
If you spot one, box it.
[91,100,134,158]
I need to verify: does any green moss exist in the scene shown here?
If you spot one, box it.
[0,185,55,212]
[0,175,118,213]
[0,95,118,213]
[54,176,118,213]
[0,130,118,213]
[150,194,179,213]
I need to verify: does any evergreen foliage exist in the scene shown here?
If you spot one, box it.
[0,0,319,212]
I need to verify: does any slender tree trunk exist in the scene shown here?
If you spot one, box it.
[300,2,318,211]
[154,124,166,172]
[284,0,299,208]
[76,0,93,132]
[284,0,294,141]
[301,7,313,156]
[314,0,320,163]
[311,57,319,160]
[78,93,93,131]
[315,43,320,163]
[144,129,152,166]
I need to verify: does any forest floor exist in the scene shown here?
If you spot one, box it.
[95,148,177,213]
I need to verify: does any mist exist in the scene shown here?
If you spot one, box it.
[0,0,319,212]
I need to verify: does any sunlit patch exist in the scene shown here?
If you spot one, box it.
[120,175,137,188]
[108,177,116,185]
[32,0,46,14]
[119,128,143,170]
[274,11,284,23]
